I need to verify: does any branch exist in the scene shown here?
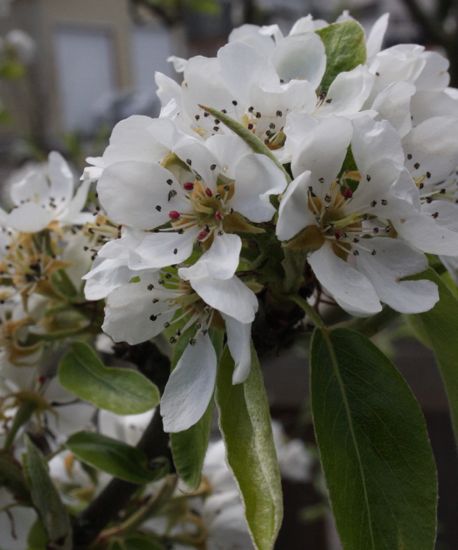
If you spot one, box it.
[72,408,171,548]
[72,342,172,548]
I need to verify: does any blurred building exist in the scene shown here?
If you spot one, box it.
[0,0,183,142]
[0,0,436,150]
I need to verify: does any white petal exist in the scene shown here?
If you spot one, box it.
[155,71,182,118]
[276,171,315,241]
[290,116,353,191]
[366,13,389,60]
[186,275,258,324]
[179,232,241,280]
[222,314,252,384]
[59,178,91,225]
[10,171,49,207]
[356,238,438,313]
[290,15,327,34]
[403,116,458,184]
[370,44,426,92]
[103,275,176,345]
[97,116,175,169]
[84,257,134,300]
[345,158,402,215]
[393,210,458,256]
[97,161,182,229]
[229,23,277,54]
[6,202,53,232]
[205,134,251,178]
[271,33,326,89]
[174,137,220,189]
[167,55,187,73]
[351,115,404,174]
[411,89,458,125]
[182,56,235,124]
[319,66,374,117]
[128,228,199,270]
[218,41,278,102]
[415,51,449,91]
[308,243,382,316]
[48,151,74,205]
[422,200,458,232]
[161,334,217,432]
[371,81,416,137]
[232,153,287,222]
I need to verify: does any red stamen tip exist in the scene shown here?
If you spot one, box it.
[197,229,209,241]
[183,182,194,191]
[342,187,353,199]
[205,188,213,197]
[168,210,181,220]
[214,211,223,221]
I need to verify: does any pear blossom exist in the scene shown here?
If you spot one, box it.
[0,152,91,233]
[93,119,286,278]
[158,25,376,159]
[158,29,326,150]
[378,116,458,259]
[277,115,442,316]
[3,29,35,64]
[99,266,257,432]
[366,38,452,134]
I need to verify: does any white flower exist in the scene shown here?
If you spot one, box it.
[94,118,286,278]
[98,409,153,447]
[277,115,441,316]
[156,28,326,151]
[83,228,143,301]
[367,43,451,135]
[272,421,313,483]
[390,116,458,254]
[201,441,252,550]
[99,267,257,432]
[4,29,35,64]
[1,152,92,233]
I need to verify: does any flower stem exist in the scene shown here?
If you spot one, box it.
[72,408,171,548]
[289,294,326,330]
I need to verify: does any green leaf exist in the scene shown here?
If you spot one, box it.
[198,105,291,181]
[23,437,72,550]
[311,328,437,550]
[27,520,48,550]
[58,342,160,415]
[409,268,458,442]
[171,401,213,489]
[316,20,366,92]
[66,431,168,484]
[0,452,30,502]
[216,346,283,550]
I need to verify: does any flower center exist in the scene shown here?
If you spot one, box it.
[285,174,393,259]
[168,179,235,242]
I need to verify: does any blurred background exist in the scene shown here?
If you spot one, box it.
[0,1,457,548]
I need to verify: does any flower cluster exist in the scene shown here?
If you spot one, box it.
[1,11,457,550]
[0,152,99,448]
[83,12,458,433]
